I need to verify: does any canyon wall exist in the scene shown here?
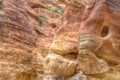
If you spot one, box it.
[0,0,62,80]
[44,0,120,80]
[0,0,120,80]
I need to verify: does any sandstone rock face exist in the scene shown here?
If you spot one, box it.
[0,0,120,80]
[0,0,62,80]
[78,0,120,76]
[43,1,86,80]
[0,0,39,79]
[44,0,120,80]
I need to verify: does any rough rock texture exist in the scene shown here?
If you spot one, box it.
[1,0,120,80]
[0,0,62,80]
[44,0,120,80]
[78,0,120,78]
[43,1,86,80]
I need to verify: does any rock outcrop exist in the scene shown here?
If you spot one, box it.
[0,0,62,80]
[0,0,120,80]
[43,1,86,80]
[44,0,120,80]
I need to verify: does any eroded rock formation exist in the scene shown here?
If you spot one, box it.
[44,0,120,80]
[0,0,120,80]
[0,0,62,80]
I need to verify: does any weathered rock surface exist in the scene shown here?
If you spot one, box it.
[0,0,62,80]
[44,1,86,80]
[44,0,120,80]
[78,0,120,76]
[1,0,120,80]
